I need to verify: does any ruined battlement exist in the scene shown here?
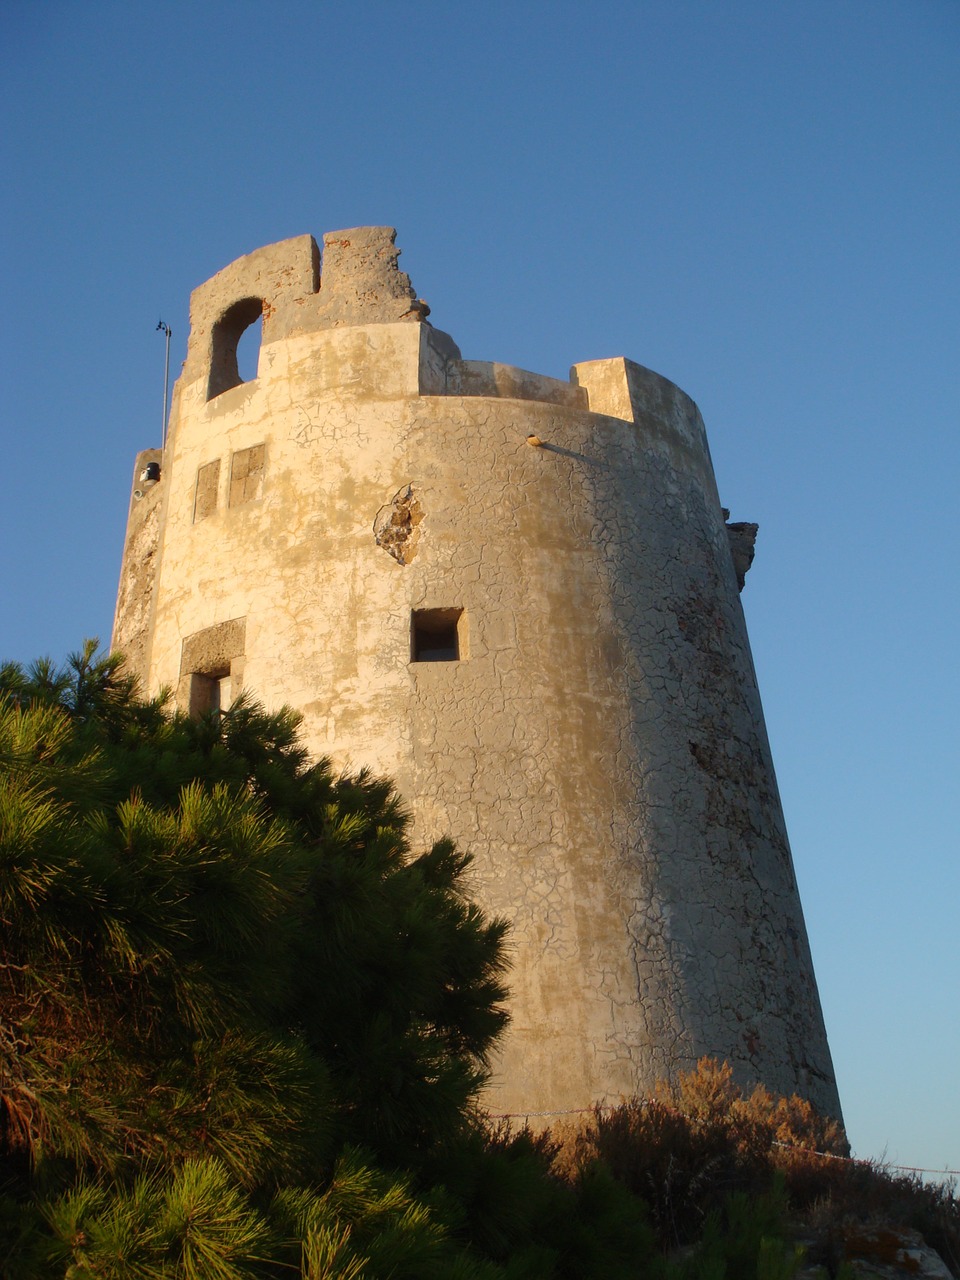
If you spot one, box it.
[177,228,710,466]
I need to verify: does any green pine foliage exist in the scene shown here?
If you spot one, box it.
[6,645,954,1278]
[0,643,516,1276]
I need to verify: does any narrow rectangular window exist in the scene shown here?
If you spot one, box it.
[177,618,246,718]
[411,608,465,662]
[193,459,221,522]
[186,669,231,717]
[229,443,265,508]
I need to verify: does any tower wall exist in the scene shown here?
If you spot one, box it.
[114,228,841,1120]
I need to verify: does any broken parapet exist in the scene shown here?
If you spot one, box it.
[312,226,420,327]
[723,511,760,591]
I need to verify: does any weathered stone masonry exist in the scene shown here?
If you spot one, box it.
[113,226,842,1122]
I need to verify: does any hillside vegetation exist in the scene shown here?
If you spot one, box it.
[1,646,956,1278]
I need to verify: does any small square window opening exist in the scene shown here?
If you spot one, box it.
[411,608,465,662]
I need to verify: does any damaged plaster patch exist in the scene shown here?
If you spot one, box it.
[374,485,424,565]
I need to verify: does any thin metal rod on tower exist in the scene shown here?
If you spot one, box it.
[156,320,172,449]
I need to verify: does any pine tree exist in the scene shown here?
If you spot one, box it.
[1,645,671,1279]
[0,644,511,1275]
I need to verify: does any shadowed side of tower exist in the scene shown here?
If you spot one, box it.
[113,227,842,1122]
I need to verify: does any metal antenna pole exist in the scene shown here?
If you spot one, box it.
[157,320,172,449]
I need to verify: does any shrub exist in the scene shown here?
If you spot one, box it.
[549,1059,958,1277]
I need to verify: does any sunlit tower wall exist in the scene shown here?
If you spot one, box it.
[113,227,842,1122]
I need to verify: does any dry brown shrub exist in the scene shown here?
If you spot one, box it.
[654,1057,741,1126]
[544,1061,959,1273]
[551,1082,761,1246]
[548,1114,598,1182]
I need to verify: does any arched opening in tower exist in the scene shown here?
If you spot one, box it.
[207,297,264,400]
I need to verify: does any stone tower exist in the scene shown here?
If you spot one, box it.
[113,227,842,1122]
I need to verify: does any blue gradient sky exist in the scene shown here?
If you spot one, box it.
[3,0,958,1175]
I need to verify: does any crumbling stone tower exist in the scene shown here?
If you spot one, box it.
[114,227,842,1121]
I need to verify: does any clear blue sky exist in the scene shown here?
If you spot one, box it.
[3,0,958,1176]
